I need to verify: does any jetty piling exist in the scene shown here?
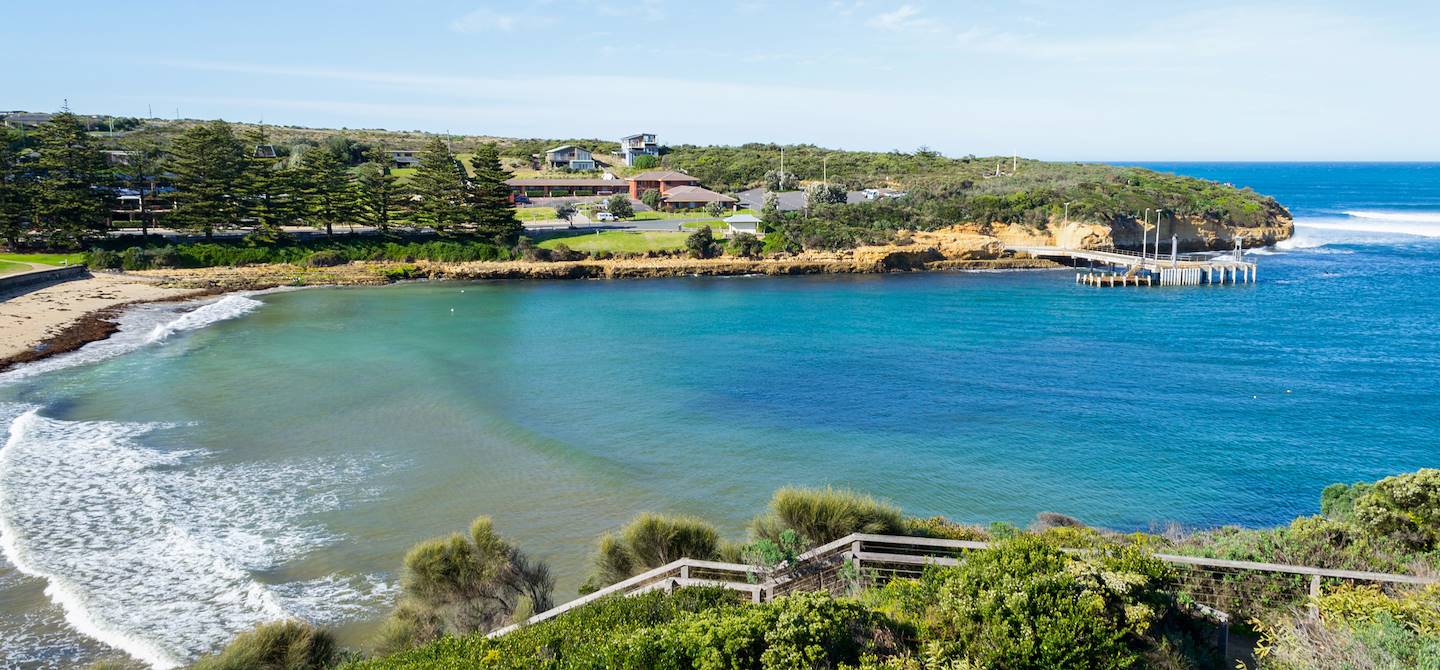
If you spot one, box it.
[1018,244,1258,289]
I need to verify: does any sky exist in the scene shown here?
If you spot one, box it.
[3,1,1438,160]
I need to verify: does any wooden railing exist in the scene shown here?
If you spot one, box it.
[490,532,1439,652]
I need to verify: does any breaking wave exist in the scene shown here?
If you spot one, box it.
[0,408,395,668]
[0,294,264,385]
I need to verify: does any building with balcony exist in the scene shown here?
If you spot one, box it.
[619,132,659,166]
[544,145,596,171]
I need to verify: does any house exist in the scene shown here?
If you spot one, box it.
[659,185,736,211]
[504,178,628,200]
[254,145,278,159]
[723,214,763,237]
[619,133,659,166]
[102,150,137,166]
[1,112,54,128]
[627,170,700,198]
[390,150,421,169]
[544,145,596,171]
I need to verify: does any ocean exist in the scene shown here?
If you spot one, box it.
[2,163,1438,668]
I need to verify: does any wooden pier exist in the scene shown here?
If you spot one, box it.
[1008,243,1257,288]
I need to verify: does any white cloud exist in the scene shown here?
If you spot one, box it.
[450,9,535,33]
[868,4,940,33]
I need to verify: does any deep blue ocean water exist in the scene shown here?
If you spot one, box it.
[1,163,1438,667]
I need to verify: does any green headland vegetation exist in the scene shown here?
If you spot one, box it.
[3,111,1290,270]
[186,469,1440,670]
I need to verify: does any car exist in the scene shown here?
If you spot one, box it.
[514,195,531,204]
[595,212,616,222]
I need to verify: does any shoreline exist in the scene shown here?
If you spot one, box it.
[0,256,1060,375]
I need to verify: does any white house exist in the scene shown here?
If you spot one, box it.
[723,213,763,238]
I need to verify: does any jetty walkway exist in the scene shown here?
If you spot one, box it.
[1007,244,1258,287]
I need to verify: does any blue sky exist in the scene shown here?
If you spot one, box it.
[4,1,1437,160]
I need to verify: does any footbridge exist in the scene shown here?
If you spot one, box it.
[1006,244,1258,287]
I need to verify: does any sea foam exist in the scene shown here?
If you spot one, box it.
[0,408,395,668]
[0,294,264,385]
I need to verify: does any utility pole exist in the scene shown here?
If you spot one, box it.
[1012,152,1017,173]
[779,146,785,190]
[823,154,829,184]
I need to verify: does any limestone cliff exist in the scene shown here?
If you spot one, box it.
[941,211,1292,252]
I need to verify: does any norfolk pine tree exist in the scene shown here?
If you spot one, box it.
[467,144,521,244]
[410,137,469,234]
[31,110,110,247]
[169,120,247,239]
[297,146,355,236]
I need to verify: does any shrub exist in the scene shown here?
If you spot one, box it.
[749,486,904,548]
[1353,468,1440,550]
[631,155,660,169]
[304,250,345,267]
[871,535,1174,670]
[640,188,662,209]
[192,620,338,670]
[1316,584,1440,635]
[1320,481,1374,522]
[902,516,989,541]
[582,513,721,593]
[351,587,742,670]
[119,246,146,271]
[685,226,718,259]
[1252,612,1440,670]
[612,591,907,669]
[86,247,120,270]
[727,232,764,258]
[379,516,553,651]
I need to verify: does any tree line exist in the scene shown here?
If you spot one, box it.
[0,111,522,250]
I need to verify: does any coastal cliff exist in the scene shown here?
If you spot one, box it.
[947,212,1294,253]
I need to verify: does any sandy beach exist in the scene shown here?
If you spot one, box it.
[0,272,205,364]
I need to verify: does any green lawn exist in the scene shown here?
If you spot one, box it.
[536,231,689,254]
[0,252,86,267]
[681,221,726,230]
[631,207,756,221]
[0,259,31,276]
[516,207,559,222]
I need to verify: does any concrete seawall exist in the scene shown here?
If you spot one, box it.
[0,265,89,297]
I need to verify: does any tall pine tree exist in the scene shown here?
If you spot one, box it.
[0,127,31,248]
[119,132,165,237]
[170,120,247,239]
[409,137,469,234]
[354,149,407,233]
[242,125,298,241]
[297,146,354,236]
[468,144,521,244]
[31,111,109,247]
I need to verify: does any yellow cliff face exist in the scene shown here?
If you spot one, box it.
[932,213,1293,251]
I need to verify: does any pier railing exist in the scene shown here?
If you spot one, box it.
[490,532,1438,650]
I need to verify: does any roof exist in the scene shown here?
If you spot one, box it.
[621,132,654,140]
[662,185,736,203]
[546,145,589,155]
[629,171,698,182]
[505,178,626,187]
[724,214,761,224]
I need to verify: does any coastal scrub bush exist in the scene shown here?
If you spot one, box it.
[901,515,989,542]
[192,620,338,670]
[86,247,119,269]
[348,587,743,670]
[867,535,1175,669]
[83,236,513,270]
[1320,480,1374,523]
[1353,468,1440,550]
[611,591,908,669]
[685,226,718,259]
[377,516,553,652]
[727,232,763,258]
[303,250,345,267]
[749,486,905,548]
[581,512,721,593]
[1316,583,1440,635]
[1251,612,1440,670]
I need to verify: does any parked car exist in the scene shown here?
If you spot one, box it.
[595,211,617,222]
[514,195,531,204]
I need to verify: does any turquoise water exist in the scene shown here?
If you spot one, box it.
[2,163,1439,667]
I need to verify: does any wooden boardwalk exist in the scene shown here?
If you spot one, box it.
[1007,245,1258,287]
